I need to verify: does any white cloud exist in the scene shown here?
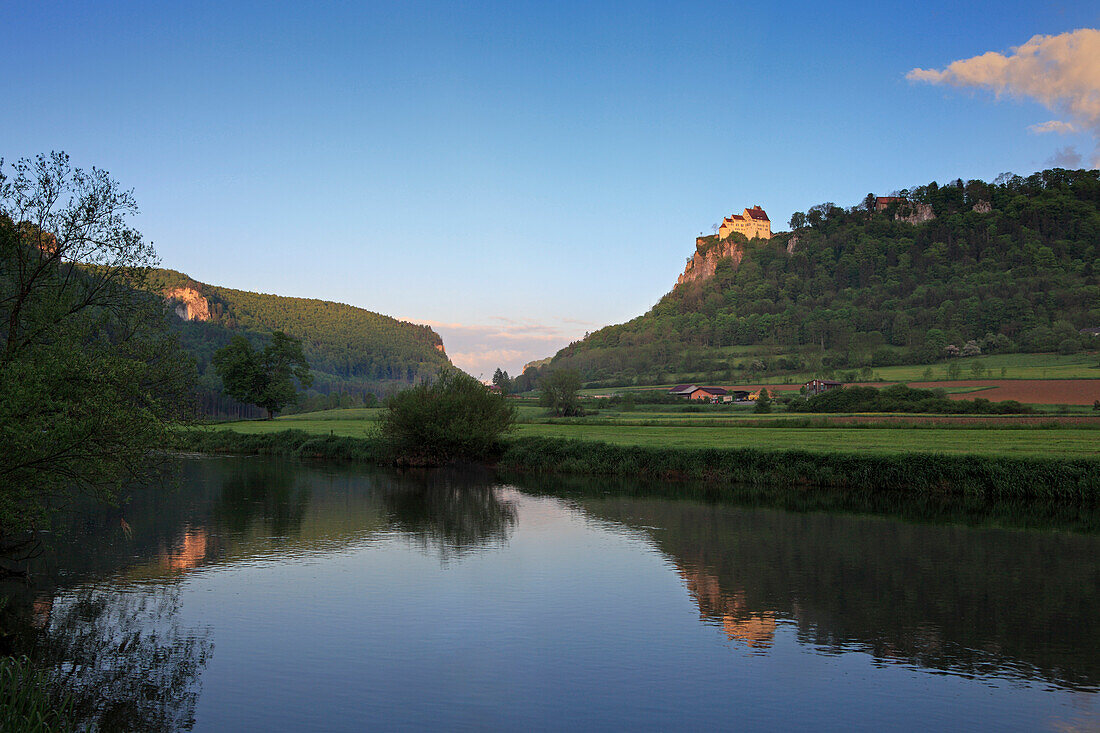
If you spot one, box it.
[907,28,1100,167]
[1028,120,1078,134]
[448,349,527,376]
[405,317,591,377]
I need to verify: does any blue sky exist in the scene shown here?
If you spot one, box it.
[3,1,1099,375]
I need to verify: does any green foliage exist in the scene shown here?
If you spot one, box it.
[172,428,390,463]
[539,369,584,416]
[380,369,516,463]
[1059,338,1081,354]
[547,169,1100,384]
[788,384,1030,414]
[754,388,772,413]
[0,656,71,732]
[0,153,196,539]
[150,268,451,416]
[213,331,313,418]
[492,368,513,395]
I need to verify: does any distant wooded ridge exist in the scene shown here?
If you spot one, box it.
[533,168,1100,388]
[147,269,451,417]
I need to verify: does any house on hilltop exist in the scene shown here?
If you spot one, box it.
[719,206,771,240]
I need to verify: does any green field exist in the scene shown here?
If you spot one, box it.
[845,352,1100,382]
[572,351,1100,392]
[213,408,1100,459]
[509,424,1099,457]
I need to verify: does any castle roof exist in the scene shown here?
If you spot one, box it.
[725,214,745,222]
[745,206,769,221]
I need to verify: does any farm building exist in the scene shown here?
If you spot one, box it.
[687,386,727,401]
[804,379,842,396]
[668,384,698,396]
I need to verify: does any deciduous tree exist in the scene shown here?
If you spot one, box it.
[539,369,583,417]
[0,153,196,545]
[213,332,313,419]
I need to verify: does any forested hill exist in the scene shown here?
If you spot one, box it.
[544,168,1100,386]
[151,269,450,415]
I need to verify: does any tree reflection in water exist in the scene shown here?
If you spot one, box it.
[28,586,210,732]
[216,460,311,538]
[382,469,518,561]
[509,472,1100,692]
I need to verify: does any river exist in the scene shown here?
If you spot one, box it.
[2,456,1098,731]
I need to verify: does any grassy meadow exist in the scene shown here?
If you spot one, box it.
[210,403,1100,459]
[508,423,1098,457]
[572,350,1100,393]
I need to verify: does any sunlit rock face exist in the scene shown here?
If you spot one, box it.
[164,286,211,321]
[895,202,935,225]
[973,200,992,214]
[677,237,745,286]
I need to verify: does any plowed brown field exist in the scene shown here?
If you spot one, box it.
[907,379,1100,405]
[823,414,1100,426]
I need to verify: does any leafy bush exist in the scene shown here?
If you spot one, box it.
[1059,338,1082,355]
[788,384,1031,414]
[381,369,516,463]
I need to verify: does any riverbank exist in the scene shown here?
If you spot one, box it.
[172,428,1100,502]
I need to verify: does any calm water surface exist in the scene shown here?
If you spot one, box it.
[4,456,1098,731]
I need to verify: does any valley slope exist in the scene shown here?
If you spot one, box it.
[542,168,1100,387]
[153,270,450,415]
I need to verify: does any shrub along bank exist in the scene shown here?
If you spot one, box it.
[172,429,1099,502]
[497,437,1099,501]
[171,428,388,463]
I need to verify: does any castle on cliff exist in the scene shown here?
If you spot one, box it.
[718,205,771,240]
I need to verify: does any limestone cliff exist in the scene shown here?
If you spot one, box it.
[895,202,935,225]
[164,286,211,322]
[677,236,744,286]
